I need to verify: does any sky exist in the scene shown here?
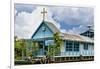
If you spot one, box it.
[14,3,94,39]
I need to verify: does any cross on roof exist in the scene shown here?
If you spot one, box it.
[41,8,47,21]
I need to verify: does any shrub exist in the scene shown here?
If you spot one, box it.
[15,60,34,65]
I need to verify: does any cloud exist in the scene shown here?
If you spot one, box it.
[15,6,61,39]
[50,7,94,34]
[15,5,94,38]
[67,25,87,34]
[15,4,36,14]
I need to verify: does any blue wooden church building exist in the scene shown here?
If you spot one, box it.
[31,8,94,62]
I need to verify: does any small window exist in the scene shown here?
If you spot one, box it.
[66,41,73,51]
[74,42,79,51]
[84,43,88,50]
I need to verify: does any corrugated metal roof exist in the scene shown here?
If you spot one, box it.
[62,33,93,43]
[44,21,60,33]
[79,35,94,43]
[44,21,94,43]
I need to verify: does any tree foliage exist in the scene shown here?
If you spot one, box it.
[53,32,63,55]
[15,39,26,60]
[15,37,39,60]
[47,32,63,57]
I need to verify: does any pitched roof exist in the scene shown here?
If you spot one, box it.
[62,33,93,43]
[32,21,94,43]
[44,21,60,33]
[80,26,94,35]
[44,21,93,43]
[31,21,61,38]
[80,29,94,35]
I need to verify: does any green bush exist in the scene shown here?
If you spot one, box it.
[15,60,34,65]
[15,56,21,60]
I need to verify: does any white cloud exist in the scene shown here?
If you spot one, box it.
[50,7,93,26]
[15,6,93,38]
[50,7,93,34]
[67,25,87,34]
[15,6,61,39]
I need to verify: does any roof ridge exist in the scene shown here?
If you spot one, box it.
[43,21,61,33]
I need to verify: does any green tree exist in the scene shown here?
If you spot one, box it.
[31,41,39,58]
[15,38,26,60]
[46,32,63,63]
[20,39,26,60]
[15,40,22,60]
[14,36,22,60]
[26,40,39,59]
[53,32,63,56]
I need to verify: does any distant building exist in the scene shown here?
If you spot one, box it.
[80,26,94,38]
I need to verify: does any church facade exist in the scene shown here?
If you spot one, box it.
[31,21,94,62]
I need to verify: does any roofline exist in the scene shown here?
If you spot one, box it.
[80,30,94,35]
[31,21,54,39]
[62,39,94,43]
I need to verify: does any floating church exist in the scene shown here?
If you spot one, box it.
[31,8,94,62]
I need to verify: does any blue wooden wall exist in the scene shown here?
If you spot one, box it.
[32,23,53,39]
